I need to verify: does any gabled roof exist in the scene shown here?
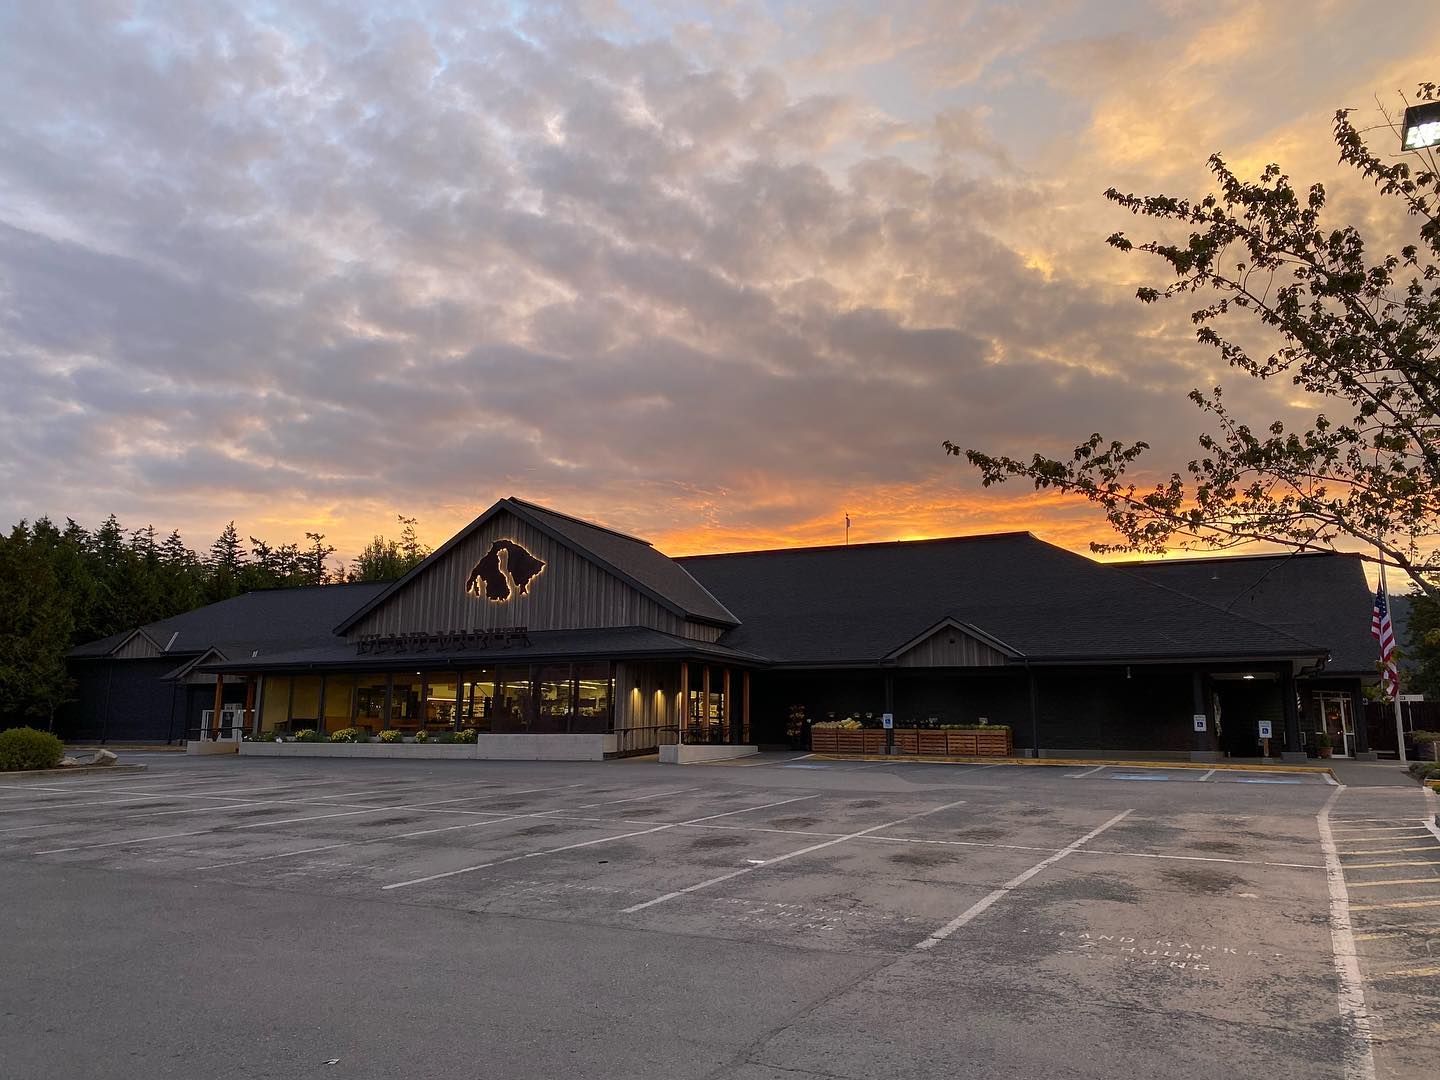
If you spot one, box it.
[70,581,391,660]
[1123,551,1379,676]
[884,616,1022,660]
[334,497,738,634]
[160,646,228,682]
[678,532,1326,666]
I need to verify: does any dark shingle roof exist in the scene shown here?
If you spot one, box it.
[678,533,1325,665]
[1123,552,1378,676]
[508,498,737,626]
[69,582,391,661]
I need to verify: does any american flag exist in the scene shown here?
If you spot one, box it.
[1371,583,1400,699]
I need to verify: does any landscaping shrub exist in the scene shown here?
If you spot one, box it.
[329,728,361,743]
[292,728,320,742]
[456,728,479,743]
[413,729,428,743]
[377,729,403,743]
[244,731,278,742]
[0,726,64,771]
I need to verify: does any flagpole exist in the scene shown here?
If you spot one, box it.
[1381,557,1408,765]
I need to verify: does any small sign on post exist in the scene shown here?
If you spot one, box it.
[1257,719,1272,758]
[1192,714,1207,732]
[881,713,894,730]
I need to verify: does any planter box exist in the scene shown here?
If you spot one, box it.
[889,728,1014,756]
[810,727,1013,756]
[916,731,949,755]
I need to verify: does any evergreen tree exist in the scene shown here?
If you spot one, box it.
[0,523,75,729]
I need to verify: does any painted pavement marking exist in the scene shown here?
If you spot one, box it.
[30,784,584,855]
[619,799,969,914]
[1350,897,1440,912]
[1196,769,1216,781]
[913,810,1135,952]
[380,794,822,891]
[1366,964,1440,981]
[1314,786,1377,1080]
[194,811,551,871]
[1345,877,1440,889]
[1065,765,1106,779]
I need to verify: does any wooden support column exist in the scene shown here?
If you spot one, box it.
[723,669,733,744]
[243,676,256,736]
[1281,665,1302,755]
[211,673,225,739]
[702,666,712,743]
[678,662,689,744]
[742,671,751,744]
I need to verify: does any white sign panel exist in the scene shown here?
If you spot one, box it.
[1193,714,1207,732]
[1257,720,1273,740]
[881,712,894,729]
[1399,694,1425,703]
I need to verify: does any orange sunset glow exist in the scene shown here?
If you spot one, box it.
[2,2,1435,567]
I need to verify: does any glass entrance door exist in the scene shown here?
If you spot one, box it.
[1317,694,1353,757]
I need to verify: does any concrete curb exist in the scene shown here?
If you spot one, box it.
[0,764,148,781]
[808,753,1336,778]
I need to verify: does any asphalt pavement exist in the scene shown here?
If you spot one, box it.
[1,752,1436,1079]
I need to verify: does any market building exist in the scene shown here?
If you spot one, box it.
[62,497,1385,760]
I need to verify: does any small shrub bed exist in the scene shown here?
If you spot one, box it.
[377,729,403,743]
[413,729,429,743]
[244,731,278,742]
[328,728,362,743]
[291,728,320,742]
[0,726,65,771]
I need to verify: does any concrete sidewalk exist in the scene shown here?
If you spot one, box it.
[1327,758,1422,787]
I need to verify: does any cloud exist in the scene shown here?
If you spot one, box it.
[0,0,1434,563]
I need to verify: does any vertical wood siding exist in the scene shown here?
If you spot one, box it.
[349,511,708,640]
[112,632,164,659]
[614,661,681,752]
[895,628,1008,667]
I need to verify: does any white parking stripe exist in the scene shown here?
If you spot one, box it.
[30,784,585,855]
[194,812,548,871]
[1315,787,1377,1080]
[620,799,968,914]
[1196,769,1217,781]
[380,794,821,891]
[914,810,1134,951]
[1064,765,1107,778]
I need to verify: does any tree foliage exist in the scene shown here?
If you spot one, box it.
[348,516,432,582]
[0,513,426,727]
[950,82,1440,598]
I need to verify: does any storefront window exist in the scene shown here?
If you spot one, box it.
[390,673,422,731]
[494,667,532,733]
[422,673,458,732]
[354,675,388,733]
[534,665,573,733]
[260,676,291,733]
[291,676,323,730]
[573,663,613,734]
[460,669,496,732]
[323,676,355,734]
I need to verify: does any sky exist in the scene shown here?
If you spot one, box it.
[1,0,1436,564]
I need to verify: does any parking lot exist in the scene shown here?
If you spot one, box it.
[2,754,1437,1079]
